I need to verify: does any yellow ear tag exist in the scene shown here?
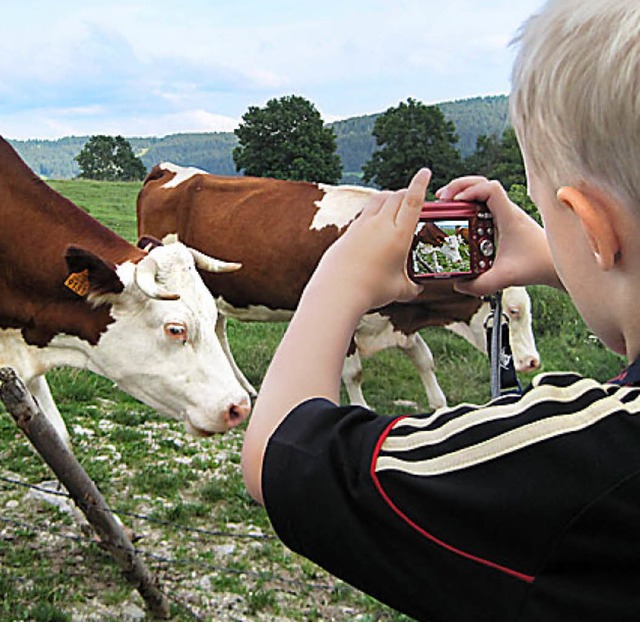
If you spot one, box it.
[64,269,90,296]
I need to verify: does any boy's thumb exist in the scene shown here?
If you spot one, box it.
[453,276,497,298]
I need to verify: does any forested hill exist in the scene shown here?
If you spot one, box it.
[7,95,508,181]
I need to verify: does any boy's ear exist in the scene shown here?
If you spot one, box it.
[556,186,621,271]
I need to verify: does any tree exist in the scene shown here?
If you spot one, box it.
[491,128,526,190]
[463,127,525,190]
[232,95,342,184]
[75,135,147,181]
[362,98,462,191]
[508,183,542,226]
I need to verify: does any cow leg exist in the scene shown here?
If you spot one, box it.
[26,374,71,447]
[398,333,447,411]
[342,350,369,408]
[22,375,97,535]
[215,314,258,399]
[430,250,442,273]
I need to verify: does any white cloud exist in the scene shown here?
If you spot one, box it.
[0,0,546,139]
[2,106,239,140]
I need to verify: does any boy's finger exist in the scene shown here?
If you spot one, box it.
[379,189,405,221]
[396,168,431,228]
[361,190,392,218]
[436,176,488,200]
[453,272,502,297]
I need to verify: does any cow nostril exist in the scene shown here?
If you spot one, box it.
[515,357,541,373]
[226,399,251,428]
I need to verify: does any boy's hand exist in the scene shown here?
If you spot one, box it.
[243,168,433,504]
[311,168,431,313]
[436,176,561,294]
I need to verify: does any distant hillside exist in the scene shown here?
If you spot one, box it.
[439,95,510,155]
[7,95,509,181]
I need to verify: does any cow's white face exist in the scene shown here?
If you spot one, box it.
[463,286,540,373]
[85,243,251,436]
[440,235,462,264]
[501,286,540,373]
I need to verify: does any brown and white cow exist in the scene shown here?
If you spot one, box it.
[137,163,540,410]
[0,139,251,443]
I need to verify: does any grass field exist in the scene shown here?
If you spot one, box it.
[0,180,625,621]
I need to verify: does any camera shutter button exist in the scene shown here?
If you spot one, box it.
[479,239,494,257]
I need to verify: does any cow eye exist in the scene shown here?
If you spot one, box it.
[164,322,188,344]
[507,306,521,320]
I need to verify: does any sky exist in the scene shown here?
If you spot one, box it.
[1,0,546,141]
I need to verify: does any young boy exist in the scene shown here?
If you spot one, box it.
[241,1,640,619]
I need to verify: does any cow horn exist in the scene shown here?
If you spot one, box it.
[134,256,180,300]
[189,247,242,273]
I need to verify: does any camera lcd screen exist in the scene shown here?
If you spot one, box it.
[410,218,472,279]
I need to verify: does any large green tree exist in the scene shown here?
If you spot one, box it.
[362,98,462,191]
[75,135,147,181]
[463,127,525,190]
[508,183,542,225]
[232,95,342,183]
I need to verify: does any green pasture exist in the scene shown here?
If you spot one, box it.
[0,180,625,621]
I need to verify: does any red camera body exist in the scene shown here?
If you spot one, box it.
[407,200,495,281]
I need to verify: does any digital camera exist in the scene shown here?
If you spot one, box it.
[407,200,495,281]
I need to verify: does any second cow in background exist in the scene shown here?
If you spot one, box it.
[137,163,540,410]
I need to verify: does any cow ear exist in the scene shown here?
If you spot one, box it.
[143,164,165,184]
[64,246,124,297]
[137,235,164,252]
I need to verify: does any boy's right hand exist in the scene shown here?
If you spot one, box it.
[436,176,562,295]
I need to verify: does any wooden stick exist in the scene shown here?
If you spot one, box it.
[0,367,170,619]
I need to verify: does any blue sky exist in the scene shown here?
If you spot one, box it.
[1,0,545,140]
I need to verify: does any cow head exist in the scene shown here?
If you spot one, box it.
[462,286,540,373]
[441,235,462,264]
[501,287,540,373]
[63,241,250,436]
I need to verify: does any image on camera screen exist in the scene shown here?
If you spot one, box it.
[410,218,471,276]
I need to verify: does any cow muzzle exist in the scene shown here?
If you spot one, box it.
[184,396,252,437]
[515,354,540,373]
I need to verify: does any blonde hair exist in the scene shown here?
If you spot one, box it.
[510,0,640,209]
